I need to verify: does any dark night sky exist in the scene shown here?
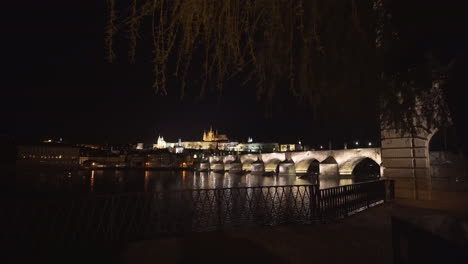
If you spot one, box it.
[2,1,385,146]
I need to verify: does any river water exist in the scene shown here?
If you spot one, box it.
[8,169,369,195]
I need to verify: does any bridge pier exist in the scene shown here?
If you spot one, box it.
[211,160,225,172]
[251,158,265,173]
[278,160,295,175]
[381,129,434,200]
[229,160,243,173]
[198,161,210,172]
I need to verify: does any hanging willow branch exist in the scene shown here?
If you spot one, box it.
[105,0,117,63]
[127,0,139,63]
[106,0,323,98]
[106,0,450,133]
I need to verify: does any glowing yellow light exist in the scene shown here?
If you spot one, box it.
[90,170,95,192]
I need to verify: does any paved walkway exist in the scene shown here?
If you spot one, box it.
[122,204,392,264]
[10,198,467,264]
[122,199,468,264]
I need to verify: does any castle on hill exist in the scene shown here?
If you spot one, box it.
[152,127,280,153]
[203,127,228,142]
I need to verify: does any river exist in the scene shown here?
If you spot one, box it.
[5,168,376,195]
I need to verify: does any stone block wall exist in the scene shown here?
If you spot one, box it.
[381,129,435,200]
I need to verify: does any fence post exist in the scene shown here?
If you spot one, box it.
[308,185,314,223]
[309,184,321,223]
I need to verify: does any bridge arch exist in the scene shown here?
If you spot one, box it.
[264,158,282,172]
[352,158,381,177]
[339,156,381,175]
[242,159,255,171]
[295,159,320,174]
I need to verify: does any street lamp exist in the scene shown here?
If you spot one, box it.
[355,141,359,146]
[368,142,372,146]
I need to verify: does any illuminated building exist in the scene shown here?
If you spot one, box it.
[154,135,167,149]
[17,144,80,167]
[280,144,296,152]
[155,129,279,153]
[174,138,184,153]
[203,127,228,142]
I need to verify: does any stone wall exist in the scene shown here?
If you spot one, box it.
[380,129,435,200]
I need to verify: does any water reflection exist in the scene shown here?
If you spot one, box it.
[144,170,149,192]
[12,169,373,195]
[90,170,95,192]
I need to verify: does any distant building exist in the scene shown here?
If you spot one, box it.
[17,144,80,167]
[154,135,167,149]
[79,155,125,168]
[203,127,228,142]
[146,152,174,168]
[280,144,296,152]
[233,143,279,153]
[174,138,184,153]
[155,129,278,153]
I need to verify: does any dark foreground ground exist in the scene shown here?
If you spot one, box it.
[7,197,468,264]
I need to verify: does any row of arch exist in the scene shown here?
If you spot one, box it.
[201,156,380,176]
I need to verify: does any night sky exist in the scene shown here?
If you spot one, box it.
[2,1,386,146]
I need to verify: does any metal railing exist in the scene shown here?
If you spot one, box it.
[0,180,393,248]
[318,180,393,222]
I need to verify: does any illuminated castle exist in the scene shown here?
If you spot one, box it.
[155,135,167,149]
[153,129,278,153]
[203,127,228,142]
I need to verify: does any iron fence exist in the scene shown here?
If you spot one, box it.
[318,180,391,222]
[0,180,393,248]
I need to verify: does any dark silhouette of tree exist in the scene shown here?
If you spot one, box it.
[106,0,467,155]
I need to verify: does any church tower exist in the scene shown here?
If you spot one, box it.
[206,126,215,141]
[156,135,166,149]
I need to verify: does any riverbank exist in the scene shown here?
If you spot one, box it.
[7,197,468,264]
[121,200,468,264]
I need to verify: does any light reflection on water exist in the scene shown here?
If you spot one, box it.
[13,169,367,194]
[90,170,95,192]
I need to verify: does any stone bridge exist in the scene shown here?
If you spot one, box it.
[206,148,381,175]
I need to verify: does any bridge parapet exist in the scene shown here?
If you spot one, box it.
[204,148,382,175]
